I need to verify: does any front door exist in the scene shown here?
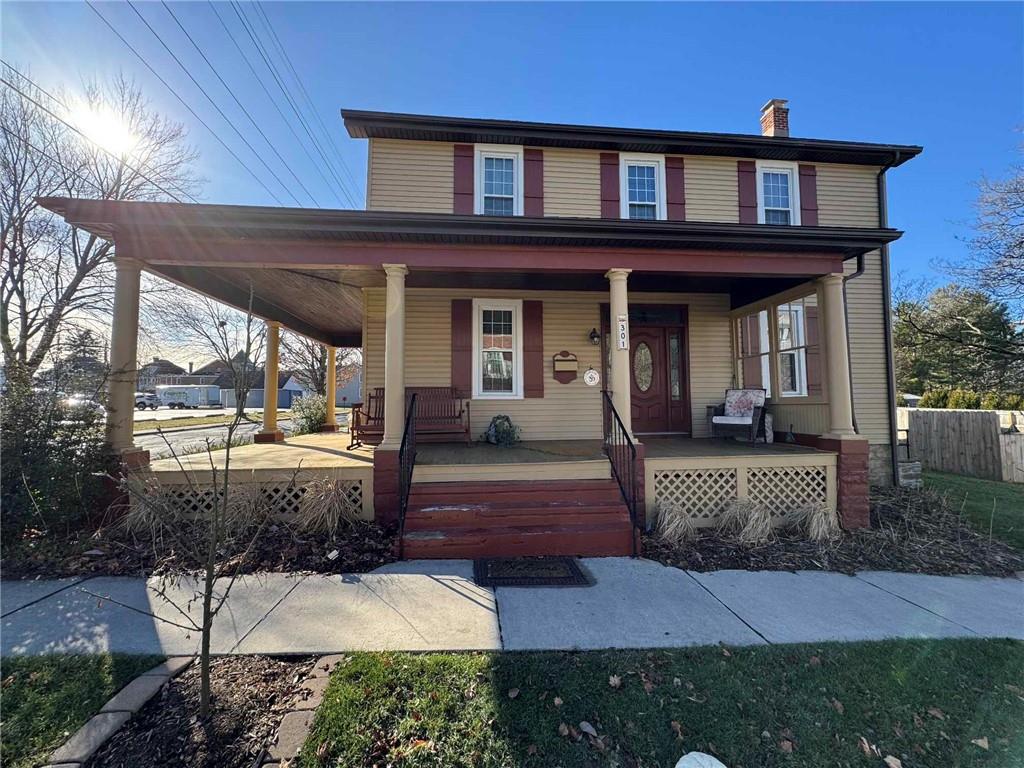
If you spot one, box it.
[630,328,669,433]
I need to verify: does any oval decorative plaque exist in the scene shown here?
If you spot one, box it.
[583,368,600,386]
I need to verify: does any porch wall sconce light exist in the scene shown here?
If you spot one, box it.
[588,328,601,345]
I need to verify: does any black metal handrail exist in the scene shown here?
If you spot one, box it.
[397,393,418,558]
[602,390,638,557]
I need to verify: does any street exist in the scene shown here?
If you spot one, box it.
[134,407,262,421]
[135,419,293,459]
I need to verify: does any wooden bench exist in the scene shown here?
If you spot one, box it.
[349,386,471,449]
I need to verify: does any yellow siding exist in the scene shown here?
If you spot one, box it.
[683,156,740,223]
[542,148,601,218]
[366,138,453,213]
[364,288,734,441]
[845,251,891,445]
[816,164,880,227]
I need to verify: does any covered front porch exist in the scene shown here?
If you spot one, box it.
[39,197,897,548]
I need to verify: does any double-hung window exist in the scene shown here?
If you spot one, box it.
[756,161,800,225]
[620,154,666,220]
[472,299,523,399]
[776,295,821,397]
[474,145,524,216]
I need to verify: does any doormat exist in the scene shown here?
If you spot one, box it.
[473,557,592,587]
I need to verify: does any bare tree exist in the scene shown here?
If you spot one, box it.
[97,292,271,716]
[279,330,360,395]
[1,70,199,385]
[946,158,1024,313]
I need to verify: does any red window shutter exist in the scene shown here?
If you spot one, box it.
[600,152,620,218]
[453,144,474,214]
[798,164,819,226]
[524,148,544,216]
[665,156,686,221]
[451,299,473,395]
[805,306,823,396]
[737,160,758,224]
[522,300,544,398]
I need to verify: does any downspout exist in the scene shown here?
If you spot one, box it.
[841,151,900,485]
[878,152,903,486]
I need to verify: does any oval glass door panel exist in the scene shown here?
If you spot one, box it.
[633,342,653,392]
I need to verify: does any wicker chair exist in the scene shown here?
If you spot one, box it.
[707,388,768,444]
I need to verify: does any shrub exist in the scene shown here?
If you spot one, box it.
[0,385,116,544]
[291,393,327,435]
[980,392,1002,410]
[895,393,908,407]
[1000,393,1024,410]
[918,390,949,409]
[483,414,520,447]
[946,388,981,410]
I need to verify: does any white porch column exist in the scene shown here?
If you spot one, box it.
[606,268,633,436]
[107,257,144,461]
[819,273,857,438]
[323,345,338,431]
[379,264,408,449]
[256,320,284,442]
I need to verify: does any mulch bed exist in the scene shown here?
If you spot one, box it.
[1,521,397,580]
[88,656,311,768]
[644,485,1024,577]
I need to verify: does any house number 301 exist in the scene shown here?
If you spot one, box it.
[616,314,629,350]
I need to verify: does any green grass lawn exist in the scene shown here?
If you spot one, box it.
[0,653,163,768]
[925,471,1024,550]
[300,640,1024,768]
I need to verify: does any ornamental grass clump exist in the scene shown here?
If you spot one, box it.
[655,503,696,546]
[296,476,361,535]
[794,501,842,542]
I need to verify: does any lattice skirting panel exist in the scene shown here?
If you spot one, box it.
[652,463,833,527]
[153,479,364,520]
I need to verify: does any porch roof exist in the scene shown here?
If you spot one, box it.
[38,197,900,347]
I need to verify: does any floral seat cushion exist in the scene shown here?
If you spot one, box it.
[723,388,766,419]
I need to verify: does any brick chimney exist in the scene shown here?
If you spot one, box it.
[760,99,789,137]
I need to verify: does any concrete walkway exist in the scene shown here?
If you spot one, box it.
[2,559,1021,656]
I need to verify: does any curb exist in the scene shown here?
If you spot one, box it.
[259,654,345,766]
[134,417,304,437]
[44,656,194,767]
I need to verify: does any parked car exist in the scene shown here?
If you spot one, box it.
[155,384,221,409]
[63,394,106,418]
[135,392,161,410]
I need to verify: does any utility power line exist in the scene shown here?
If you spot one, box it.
[0,122,107,196]
[229,0,357,207]
[206,0,352,207]
[123,0,306,207]
[159,0,322,208]
[86,0,289,206]
[251,1,362,200]
[1,65,195,203]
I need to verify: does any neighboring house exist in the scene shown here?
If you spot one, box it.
[41,98,921,556]
[137,357,219,390]
[221,370,309,409]
[335,368,362,405]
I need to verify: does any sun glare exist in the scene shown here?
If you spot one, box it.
[67,102,140,158]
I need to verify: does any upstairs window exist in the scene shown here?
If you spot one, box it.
[474,145,523,216]
[757,161,800,225]
[620,154,666,220]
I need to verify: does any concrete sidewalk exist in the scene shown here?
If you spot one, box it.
[2,560,1021,656]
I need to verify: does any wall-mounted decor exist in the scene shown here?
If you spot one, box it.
[552,351,579,384]
[583,367,600,387]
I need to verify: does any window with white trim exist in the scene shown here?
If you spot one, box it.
[756,161,800,225]
[472,299,523,398]
[776,294,821,397]
[474,145,524,216]
[620,154,666,220]
[736,309,772,397]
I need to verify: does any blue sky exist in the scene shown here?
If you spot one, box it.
[4,1,1021,285]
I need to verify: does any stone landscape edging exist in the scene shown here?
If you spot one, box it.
[260,654,344,766]
[43,656,194,767]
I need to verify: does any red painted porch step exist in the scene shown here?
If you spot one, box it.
[402,479,634,559]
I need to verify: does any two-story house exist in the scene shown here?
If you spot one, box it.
[40,99,920,558]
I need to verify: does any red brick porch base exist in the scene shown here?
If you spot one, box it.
[633,442,647,530]
[120,447,151,470]
[373,449,400,527]
[777,433,871,530]
[319,423,339,433]
[254,430,285,443]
